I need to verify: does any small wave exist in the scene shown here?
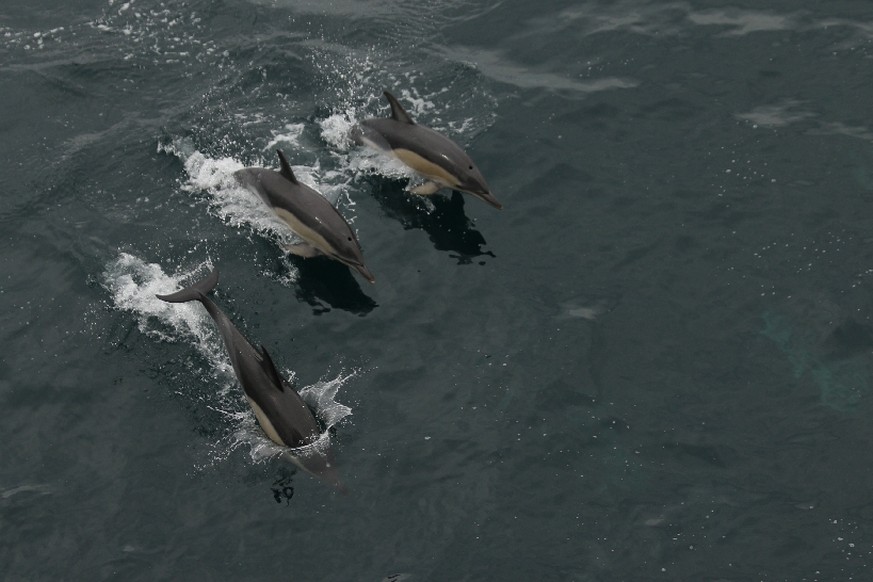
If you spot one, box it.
[90,1,230,67]
[0,483,53,500]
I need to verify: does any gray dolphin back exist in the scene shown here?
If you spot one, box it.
[154,268,340,486]
[232,151,375,282]
[155,267,321,448]
[254,344,322,445]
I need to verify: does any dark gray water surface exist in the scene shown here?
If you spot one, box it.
[3,1,873,580]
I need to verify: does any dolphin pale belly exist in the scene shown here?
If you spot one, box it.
[351,90,502,210]
[156,268,345,490]
[233,150,375,283]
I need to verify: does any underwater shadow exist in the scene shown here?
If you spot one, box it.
[290,256,378,316]
[269,444,348,502]
[368,179,496,265]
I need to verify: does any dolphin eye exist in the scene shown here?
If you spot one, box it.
[347,236,352,242]
[468,165,473,170]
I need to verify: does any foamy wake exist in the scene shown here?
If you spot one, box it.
[158,137,297,245]
[102,252,229,375]
[101,252,354,467]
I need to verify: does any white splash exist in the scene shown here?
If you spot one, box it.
[158,137,296,244]
[318,110,417,182]
[395,87,438,120]
[318,108,358,153]
[265,122,306,151]
[300,371,356,429]
[227,370,357,464]
[102,252,230,376]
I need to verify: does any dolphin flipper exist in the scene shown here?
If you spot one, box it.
[155,269,220,303]
[409,181,442,195]
[283,242,322,257]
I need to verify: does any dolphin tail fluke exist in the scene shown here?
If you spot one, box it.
[155,268,220,303]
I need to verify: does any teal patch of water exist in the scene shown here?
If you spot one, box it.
[761,311,869,412]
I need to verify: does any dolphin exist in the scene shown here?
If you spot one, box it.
[156,268,345,491]
[234,150,375,283]
[351,90,502,210]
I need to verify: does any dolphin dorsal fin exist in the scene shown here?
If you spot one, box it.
[259,344,286,392]
[383,90,415,125]
[276,150,299,185]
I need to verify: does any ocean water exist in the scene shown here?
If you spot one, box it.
[3,0,873,579]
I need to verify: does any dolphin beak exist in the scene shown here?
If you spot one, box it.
[332,254,376,283]
[475,190,503,210]
[353,263,376,284]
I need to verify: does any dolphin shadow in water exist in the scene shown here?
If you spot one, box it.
[367,179,496,265]
[271,473,296,505]
[285,254,379,316]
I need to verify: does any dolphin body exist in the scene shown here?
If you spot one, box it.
[234,150,375,284]
[351,90,502,210]
[156,268,344,491]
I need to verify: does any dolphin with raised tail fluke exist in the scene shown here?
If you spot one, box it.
[156,268,345,491]
[351,90,502,210]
